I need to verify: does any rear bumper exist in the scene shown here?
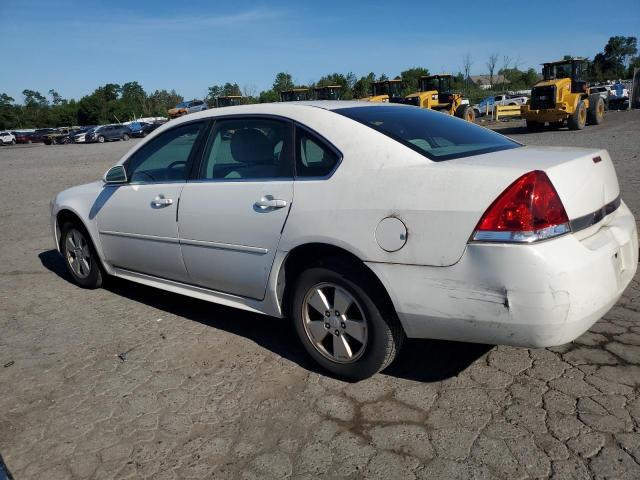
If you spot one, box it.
[521,105,570,122]
[367,202,638,347]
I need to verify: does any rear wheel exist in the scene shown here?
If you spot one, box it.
[455,104,475,122]
[11,139,16,145]
[587,94,605,125]
[60,222,103,289]
[568,100,587,130]
[291,261,404,381]
[122,133,130,141]
[526,120,545,132]
[97,135,105,143]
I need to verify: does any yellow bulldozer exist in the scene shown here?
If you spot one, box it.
[215,96,245,108]
[280,88,311,102]
[399,74,475,122]
[314,85,342,100]
[361,79,403,103]
[521,58,604,132]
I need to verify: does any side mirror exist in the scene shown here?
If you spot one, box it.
[103,165,127,184]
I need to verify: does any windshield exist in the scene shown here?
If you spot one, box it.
[175,101,189,108]
[335,105,520,161]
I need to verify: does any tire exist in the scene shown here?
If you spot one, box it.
[27,139,32,144]
[44,139,52,145]
[291,260,404,381]
[97,135,105,143]
[455,104,475,122]
[122,133,130,141]
[526,120,545,132]
[548,121,564,130]
[567,100,587,130]
[0,140,3,146]
[11,139,16,145]
[60,222,103,289]
[587,94,605,125]
[141,131,148,137]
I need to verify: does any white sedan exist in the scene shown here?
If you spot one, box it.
[50,102,638,380]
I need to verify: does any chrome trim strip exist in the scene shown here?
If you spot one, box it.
[570,195,621,233]
[99,230,268,254]
[180,238,268,255]
[99,230,179,244]
[472,223,571,244]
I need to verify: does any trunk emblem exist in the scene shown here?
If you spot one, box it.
[593,156,602,163]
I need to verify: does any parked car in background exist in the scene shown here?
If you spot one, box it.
[85,124,132,143]
[167,100,207,119]
[29,128,56,143]
[13,131,35,144]
[72,127,97,143]
[474,94,529,117]
[43,127,77,145]
[589,85,613,107]
[50,101,637,380]
[128,121,161,138]
[0,131,16,145]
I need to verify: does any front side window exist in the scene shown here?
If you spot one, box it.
[296,127,339,177]
[126,122,204,183]
[335,105,520,161]
[199,118,292,180]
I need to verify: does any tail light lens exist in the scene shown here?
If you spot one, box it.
[472,170,570,243]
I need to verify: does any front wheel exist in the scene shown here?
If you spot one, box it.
[291,262,404,381]
[122,133,130,141]
[97,135,105,143]
[455,104,475,122]
[568,100,587,130]
[60,223,103,289]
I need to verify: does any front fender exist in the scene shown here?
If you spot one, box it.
[52,181,115,275]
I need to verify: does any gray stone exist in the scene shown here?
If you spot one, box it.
[368,424,435,461]
[589,446,640,480]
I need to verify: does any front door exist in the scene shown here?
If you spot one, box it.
[178,117,294,299]
[97,121,206,282]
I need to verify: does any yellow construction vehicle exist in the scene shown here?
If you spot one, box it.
[400,74,475,122]
[521,58,604,132]
[280,88,311,102]
[361,79,403,102]
[215,96,245,108]
[314,85,342,100]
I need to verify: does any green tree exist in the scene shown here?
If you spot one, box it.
[352,72,376,99]
[399,67,430,95]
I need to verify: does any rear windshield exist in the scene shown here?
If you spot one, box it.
[335,105,520,161]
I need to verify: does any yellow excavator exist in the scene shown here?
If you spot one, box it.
[215,96,245,108]
[400,74,475,122]
[314,85,342,100]
[361,79,403,102]
[521,58,604,131]
[280,88,311,102]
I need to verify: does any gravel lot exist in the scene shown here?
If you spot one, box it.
[0,110,639,480]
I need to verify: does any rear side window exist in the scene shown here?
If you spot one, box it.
[335,105,520,161]
[295,127,339,178]
[199,118,293,180]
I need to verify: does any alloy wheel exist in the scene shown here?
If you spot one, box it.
[65,228,91,279]
[302,282,368,363]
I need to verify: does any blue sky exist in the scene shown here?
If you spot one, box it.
[2,0,638,103]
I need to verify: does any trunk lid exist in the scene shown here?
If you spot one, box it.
[453,146,620,222]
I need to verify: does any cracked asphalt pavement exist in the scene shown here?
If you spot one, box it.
[0,110,639,479]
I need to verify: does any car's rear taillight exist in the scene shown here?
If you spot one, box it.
[472,170,570,243]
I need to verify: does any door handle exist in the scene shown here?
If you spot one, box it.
[254,197,287,210]
[151,195,173,208]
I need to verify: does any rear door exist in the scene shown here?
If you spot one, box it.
[178,116,294,299]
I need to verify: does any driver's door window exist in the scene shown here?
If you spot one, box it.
[126,122,204,183]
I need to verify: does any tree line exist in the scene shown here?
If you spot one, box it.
[1,36,636,130]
